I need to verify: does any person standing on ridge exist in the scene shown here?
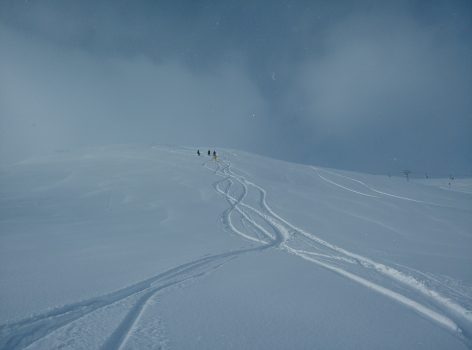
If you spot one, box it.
[207,150,211,156]
[213,150,217,160]
[197,150,200,156]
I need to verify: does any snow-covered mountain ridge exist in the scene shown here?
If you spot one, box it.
[0,145,471,349]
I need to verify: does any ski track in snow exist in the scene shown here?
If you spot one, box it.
[0,156,282,350]
[1,153,471,349]
[316,172,381,198]
[0,252,246,350]
[0,214,271,349]
[209,157,472,347]
[313,167,461,209]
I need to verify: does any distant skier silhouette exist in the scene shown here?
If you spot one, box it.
[207,150,211,156]
[197,150,200,156]
[213,150,217,160]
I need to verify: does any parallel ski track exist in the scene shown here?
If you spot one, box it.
[314,167,469,210]
[1,154,471,349]
[0,160,279,350]
[0,248,261,350]
[211,156,472,348]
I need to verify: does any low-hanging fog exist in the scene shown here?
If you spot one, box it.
[1,0,471,176]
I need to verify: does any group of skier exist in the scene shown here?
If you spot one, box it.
[197,149,217,160]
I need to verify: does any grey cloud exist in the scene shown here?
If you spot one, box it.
[0,25,267,163]
[300,13,471,130]
[292,9,472,174]
[0,0,471,176]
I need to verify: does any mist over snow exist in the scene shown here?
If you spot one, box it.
[1,0,471,175]
[296,11,472,173]
[0,25,267,165]
[1,1,472,349]
[1,145,472,349]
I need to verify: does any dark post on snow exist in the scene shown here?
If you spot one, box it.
[402,170,411,181]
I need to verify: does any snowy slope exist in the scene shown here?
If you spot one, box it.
[0,145,471,349]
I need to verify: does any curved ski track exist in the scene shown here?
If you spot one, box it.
[0,155,471,349]
[0,160,280,350]
[313,167,470,210]
[209,157,472,348]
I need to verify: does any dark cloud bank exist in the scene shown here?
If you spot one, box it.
[1,0,471,176]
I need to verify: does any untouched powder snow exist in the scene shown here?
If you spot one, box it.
[0,145,471,349]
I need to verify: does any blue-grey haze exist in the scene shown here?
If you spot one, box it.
[0,0,471,176]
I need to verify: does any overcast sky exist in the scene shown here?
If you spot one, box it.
[1,0,471,176]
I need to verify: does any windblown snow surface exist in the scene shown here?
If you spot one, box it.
[0,145,471,349]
